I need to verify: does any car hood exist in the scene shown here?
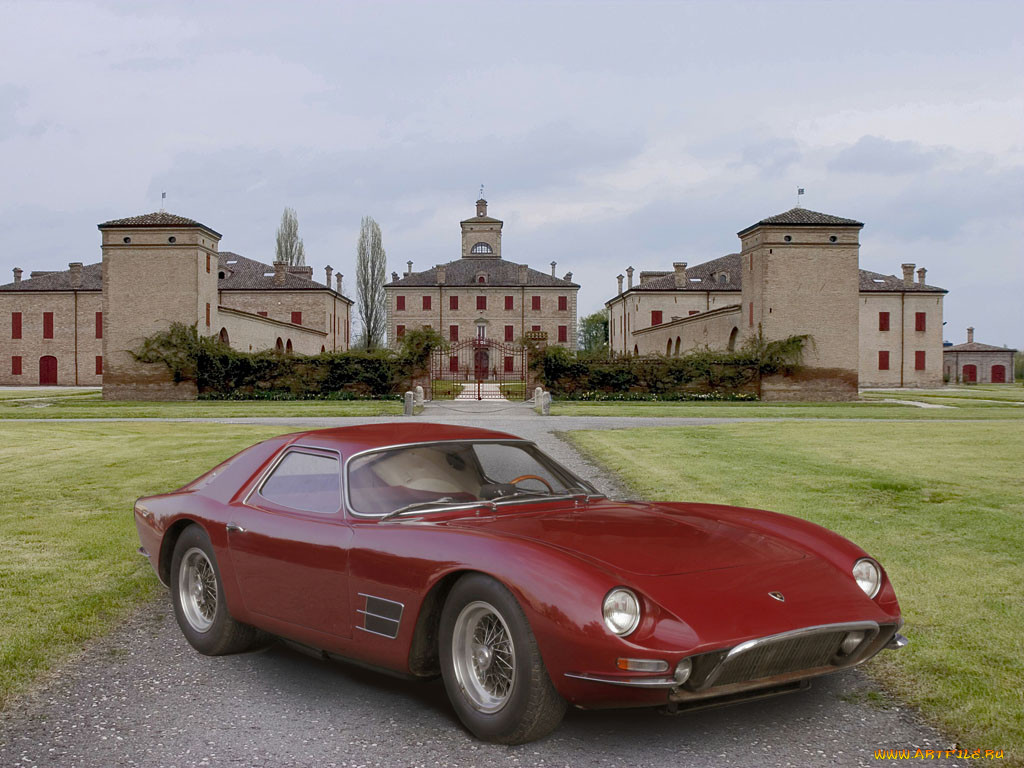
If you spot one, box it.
[440,500,806,577]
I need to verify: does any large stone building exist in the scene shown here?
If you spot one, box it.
[0,212,352,397]
[943,328,1015,384]
[606,208,948,397]
[384,198,580,354]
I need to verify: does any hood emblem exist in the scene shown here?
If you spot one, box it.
[769,591,786,602]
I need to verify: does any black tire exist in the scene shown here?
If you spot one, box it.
[169,524,265,656]
[439,573,566,744]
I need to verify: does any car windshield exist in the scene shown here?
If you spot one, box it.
[347,440,593,517]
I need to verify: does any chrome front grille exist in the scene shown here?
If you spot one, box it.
[710,630,848,687]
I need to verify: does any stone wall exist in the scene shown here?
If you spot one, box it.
[859,293,944,387]
[220,290,350,351]
[219,307,328,355]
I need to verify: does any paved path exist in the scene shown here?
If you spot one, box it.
[0,402,965,767]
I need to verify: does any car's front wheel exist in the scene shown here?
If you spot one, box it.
[439,574,566,744]
[170,524,264,655]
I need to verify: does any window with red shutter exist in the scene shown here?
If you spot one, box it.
[449,355,458,372]
[531,296,541,311]
[915,312,926,332]
[11,312,21,339]
[504,325,514,342]
[396,296,406,311]
[206,254,210,273]
[531,325,541,332]
[43,312,53,339]
[396,325,406,338]
[558,296,567,311]
[450,295,459,311]
[651,310,663,326]
[504,296,513,311]
[449,325,458,342]
[95,312,103,339]
[291,311,302,325]
[879,311,890,331]
[11,356,21,375]
[915,350,926,370]
[504,356,513,372]
[476,295,486,310]
[95,356,103,375]
[558,325,567,343]
[878,351,890,370]
[422,295,431,311]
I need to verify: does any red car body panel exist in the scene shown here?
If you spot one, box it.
[134,424,902,710]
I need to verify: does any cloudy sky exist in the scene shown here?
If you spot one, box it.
[1,0,1021,346]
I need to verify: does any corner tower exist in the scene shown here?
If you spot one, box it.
[99,211,221,400]
[460,198,503,259]
[737,207,863,400]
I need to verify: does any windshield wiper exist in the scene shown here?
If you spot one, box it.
[380,498,488,522]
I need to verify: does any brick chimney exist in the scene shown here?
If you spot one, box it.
[12,267,22,286]
[917,267,926,285]
[550,261,557,277]
[274,261,287,286]
[901,263,915,286]
[617,274,624,294]
[673,262,688,289]
[69,262,83,288]
[325,265,333,288]
[476,198,487,217]
[391,271,399,282]
[626,266,634,290]
[336,273,343,294]
[967,327,974,344]
[563,271,573,282]
[406,260,413,276]
[518,264,528,284]
[436,265,446,285]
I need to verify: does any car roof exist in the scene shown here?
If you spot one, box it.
[284,422,525,453]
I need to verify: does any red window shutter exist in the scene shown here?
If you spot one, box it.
[450,295,459,310]
[651,310,662,326]
[397,296,406,311]
[878,351,890,370]
[11,356,21,376]
[95,312,103,339]
[504,356,513,372]
[531,296,541,311]
[688,310,699,316]
[396,325,406,338]
[43,312,54,339]
[257,311,268,317]
[422,295,431,311]
[291,311,302,325]
[205,304,211,327]
[558,325,567,343]
[915,312,926,332]
[504,325,514,342]
[449,325,458,342]
[504,295,513,311]
[915,350,926,370]
[477,295,486,310]
[449,355,458,372]
[95,356,103,375]
[558,296,567,311]
[531,325,541,332]
[206,254,211,273]
[878,311,890,332]
[11,312,21,339]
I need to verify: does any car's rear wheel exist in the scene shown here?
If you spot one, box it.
[440,573,566,744]
[170,524,265,655]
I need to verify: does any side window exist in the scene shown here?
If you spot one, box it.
[472,443,568,493]
[259,451,341,514]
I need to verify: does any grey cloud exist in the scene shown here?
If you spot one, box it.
[828,135,945,175]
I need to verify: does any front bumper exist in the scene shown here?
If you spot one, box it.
[565,620,905,705]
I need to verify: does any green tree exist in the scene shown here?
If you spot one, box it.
[578,309,609,355]
[356,215,387,350]
[275,207,306,266]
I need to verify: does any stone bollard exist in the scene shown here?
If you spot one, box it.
[541,391,551,416]
[404,391,415,416]
[414,385,424,406]
[534,386,543,403]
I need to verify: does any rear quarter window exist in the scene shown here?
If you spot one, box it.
[259,450,341,514]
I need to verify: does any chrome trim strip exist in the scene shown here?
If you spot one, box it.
[564,672,679,689]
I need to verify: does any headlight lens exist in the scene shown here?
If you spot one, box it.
[602,588,640,636]
[853,558,881,598]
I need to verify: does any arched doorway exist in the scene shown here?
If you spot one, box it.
[991,365,1006,383]
[320,345,326,354]
[634,344,639,356]
[962,364,977,383]
[219,327,229,345]
[275,337,283,353]
[39,356,57,385]
[674,337,681,356]
[727,327,739,352]
[285,339,293,355]
[666,339,672,356]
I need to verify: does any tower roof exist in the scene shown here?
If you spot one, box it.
[737,207,863,235]
[98,211,222,237]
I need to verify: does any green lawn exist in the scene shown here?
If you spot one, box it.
[0,396,401,419]
[0,422,292,708]
[568,422,1024,761]
[862,383,1024,405]
[430,380,464,399]
[0,387,101,401]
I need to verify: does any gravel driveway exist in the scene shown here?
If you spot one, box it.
[0,401,965,767]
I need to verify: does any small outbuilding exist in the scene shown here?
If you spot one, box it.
[943,327,1016,384]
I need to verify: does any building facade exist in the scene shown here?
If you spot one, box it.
[0,212,352,397]
[943,328,1015,384]
[606,208,948,396]
[384,198,579,351]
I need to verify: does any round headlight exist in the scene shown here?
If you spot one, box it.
[853,558,881,598]
[602,588,640,636]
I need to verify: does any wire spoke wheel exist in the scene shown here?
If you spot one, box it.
[452,601,516,713]
[178,546,218,633]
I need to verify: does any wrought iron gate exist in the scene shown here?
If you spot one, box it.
[430,339,528,400]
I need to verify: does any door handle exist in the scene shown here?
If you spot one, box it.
[226,522,245,533]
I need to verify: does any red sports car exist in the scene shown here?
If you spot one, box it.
[134,423,906,744]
